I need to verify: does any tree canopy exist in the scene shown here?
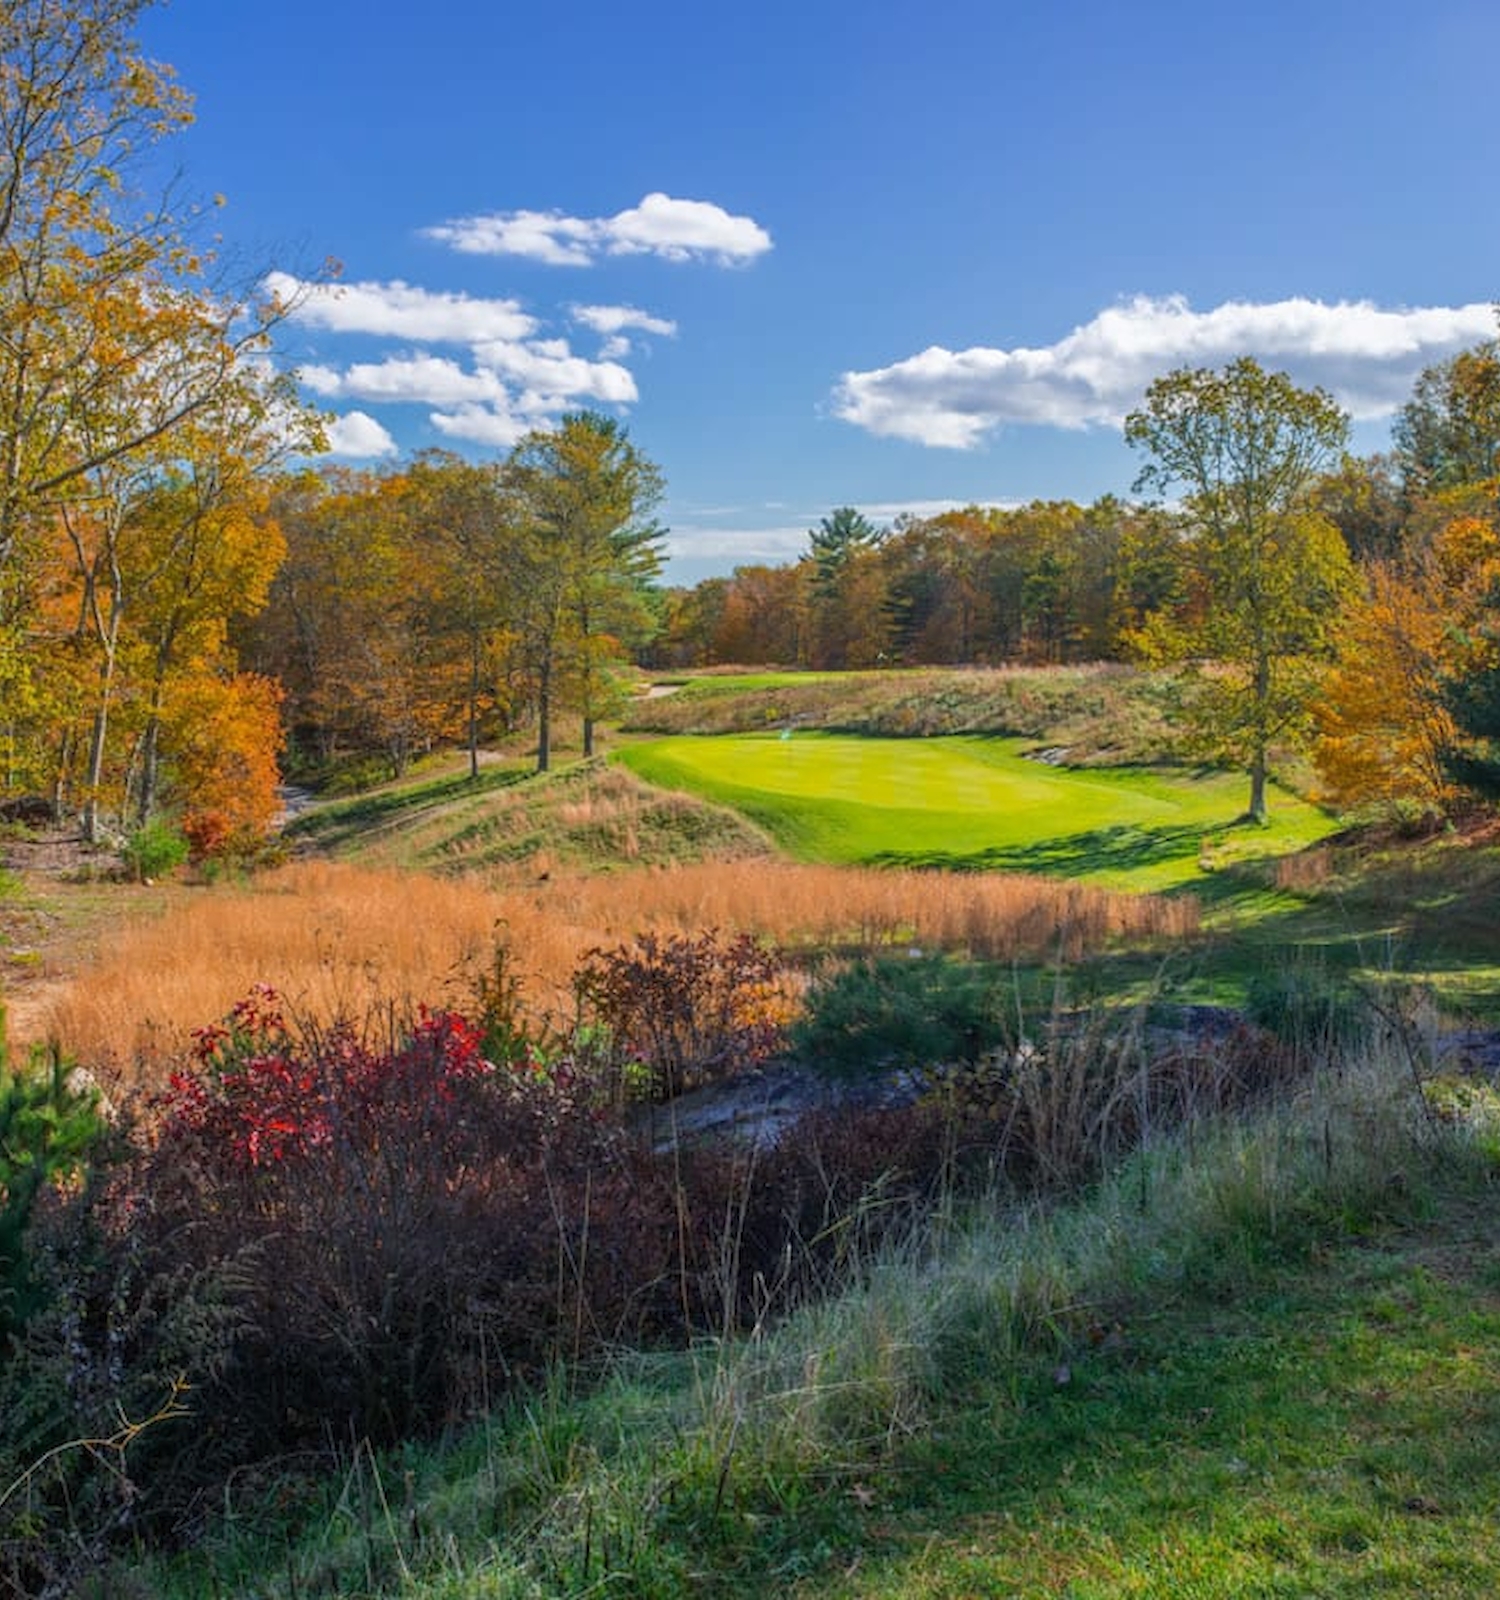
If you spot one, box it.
[1125,358,1353,822]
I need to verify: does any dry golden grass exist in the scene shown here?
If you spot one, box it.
[1273,846,1335,892]
[43,858,1198,1087]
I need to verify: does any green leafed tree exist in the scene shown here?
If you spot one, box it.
[1392,339,1500,500]
[1125,357,1354,822]
[805,506,886,667]
[508,412,664,770]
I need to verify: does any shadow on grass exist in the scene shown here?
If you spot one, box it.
[868,820,1220,878]
[288,764,532,842]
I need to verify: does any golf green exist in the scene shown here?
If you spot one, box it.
[618,733,1338,888]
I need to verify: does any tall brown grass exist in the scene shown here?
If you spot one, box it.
[43,859,1198,1086]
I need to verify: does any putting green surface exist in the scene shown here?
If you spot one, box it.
[618,733,1339,889]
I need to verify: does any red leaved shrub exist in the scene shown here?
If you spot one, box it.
[13,970,949,1534]
[574,929,795,1103]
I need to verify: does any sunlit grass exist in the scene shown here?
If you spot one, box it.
[618,733,1339,890]
[43,857,1195,1082]
[288,757,774,872]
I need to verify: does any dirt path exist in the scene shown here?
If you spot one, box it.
[0,830,128,1054]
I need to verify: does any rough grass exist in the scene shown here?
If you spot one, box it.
[627,663,1186,762]
[41,858,1195,1084]
[126,1050,1500,1599]
[288,757,775,873]
[1181,817,1500,1022]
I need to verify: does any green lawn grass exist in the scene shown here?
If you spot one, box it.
[795,1198,1500,1599]
[651,669,853,697]
[618,733,1339,891]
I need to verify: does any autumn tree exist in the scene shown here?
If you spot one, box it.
[646,578,729,668]
[507,413,663,769]
[162,668,285,853]
[1109,504,1189,644]
[34,275,315,839]
[1436,518,1500,801]
[403,452,520,779]
[126,438,290,826]
[0,0,326,842]
[1126,358,1354,822]
[804,507,886,667]
[245,469,440,776]
[708,562,809,665]
[1313,559,1465,815]
[1307,452,1408,565]
[882,512,994,664]
[1392,340,1500,500]
[0,0,300,610]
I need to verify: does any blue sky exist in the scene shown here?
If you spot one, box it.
[139,0,1500,582]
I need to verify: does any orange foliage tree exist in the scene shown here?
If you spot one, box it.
[1314,516,1500,815]
[162,667,285,855]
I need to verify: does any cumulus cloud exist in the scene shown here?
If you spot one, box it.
[301,354,512,409]
[472,338,637,407]
[425,192,772,267]
[430,403,531,449]
[265,272,537,344]
[571,303,679,338]
[323,410,398,458]
[833,295,1500,449]
[277,272,656,449]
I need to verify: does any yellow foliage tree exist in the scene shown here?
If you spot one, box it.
[1314,517,1500,815]
[162,666,285,855]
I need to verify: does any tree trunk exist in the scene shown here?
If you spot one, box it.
[536,656,551,774]
[1248,745,1269,825]
[1248,650,1271,825]
[467,634,480,781]
[82,610,122,845]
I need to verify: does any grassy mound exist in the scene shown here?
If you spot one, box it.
[287,757,776,874]
[626,664,1182,763]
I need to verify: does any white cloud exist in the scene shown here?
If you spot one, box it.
[858,498,1019,525]
[472,339,637,407]
[663,521,812,572]
[304,354,511,408]
[426,193,772,268]
[571,303,679,338]
[833,295,1500,449]
[604,194,770,263]
[430,403,531,449]
[265,271,537,343]
[292,318,642,450]
[323,410,398,458]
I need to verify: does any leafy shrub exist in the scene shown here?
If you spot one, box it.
[11,992,605,1518]
[120,818,188,882]
[1245,961,1368,1061]
[575,929,794,1102]
[6,967,966,1546]
[793,953,1005,1079]
[0,1037,105,1349]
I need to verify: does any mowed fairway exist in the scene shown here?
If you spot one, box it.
[618,733,1339,889]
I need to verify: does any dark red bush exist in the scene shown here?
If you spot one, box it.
[13,978,954,1537]
[575,929,793,1102]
